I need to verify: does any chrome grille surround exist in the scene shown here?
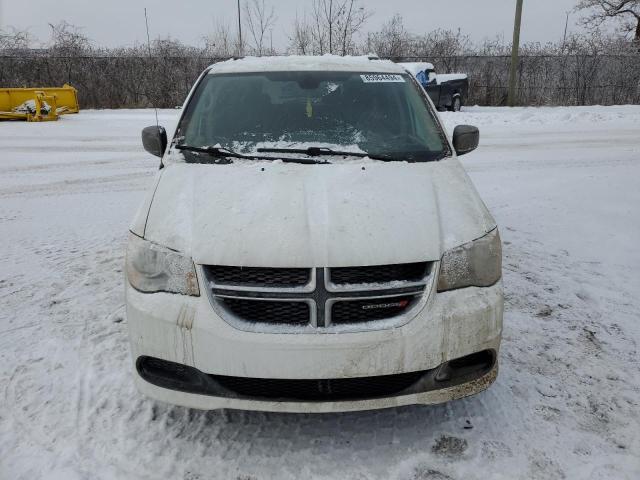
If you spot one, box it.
[202,263,435,334]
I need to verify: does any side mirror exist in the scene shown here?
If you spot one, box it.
[452,125,479,156]
[142,125,167,158]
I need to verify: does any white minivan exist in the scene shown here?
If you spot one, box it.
[125,56,503,413]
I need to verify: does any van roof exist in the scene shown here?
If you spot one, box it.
[208,55,406,75]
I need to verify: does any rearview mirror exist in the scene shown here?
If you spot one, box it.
[142,125,167,158]
[452,125,479,156]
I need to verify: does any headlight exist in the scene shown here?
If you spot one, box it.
[437,228,502,292]
[126,233,200,296]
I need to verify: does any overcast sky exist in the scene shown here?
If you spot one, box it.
[1,0,585,50]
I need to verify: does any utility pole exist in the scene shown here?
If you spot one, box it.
[562,11,570,52]
[237,0,243,56]
[508,0,524,107]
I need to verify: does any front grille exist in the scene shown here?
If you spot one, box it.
[205,263,433,331]
[213,371,425,401]
[331,296,416,324]
[206,266,310,288]
[330,262,429,285]
[221,298,310,325]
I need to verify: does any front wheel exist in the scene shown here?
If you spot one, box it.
[451,96,462,112]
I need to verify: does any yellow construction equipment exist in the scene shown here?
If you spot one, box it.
[0,84,79,122]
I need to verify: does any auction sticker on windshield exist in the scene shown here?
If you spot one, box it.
[360,74,405,83]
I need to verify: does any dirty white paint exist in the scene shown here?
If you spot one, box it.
[126,279,502,382]
[142,158,495,267]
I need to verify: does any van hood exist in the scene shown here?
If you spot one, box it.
[141,159,496,267]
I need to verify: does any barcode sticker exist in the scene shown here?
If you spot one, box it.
[360,74,406,83]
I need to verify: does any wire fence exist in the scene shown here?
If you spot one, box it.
[1,54,639,108]
[397,54,640,106]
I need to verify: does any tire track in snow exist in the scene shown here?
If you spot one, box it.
[0,171,153,198]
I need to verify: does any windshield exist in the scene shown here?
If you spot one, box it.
[175,71,450,162]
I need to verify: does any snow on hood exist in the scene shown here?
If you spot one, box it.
[141,159,496,268]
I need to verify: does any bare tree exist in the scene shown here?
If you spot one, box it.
[309,0,372,55]
[575,0,640,41]
[366,14,410,58]
[244,0,276,55]
[48,21,90,55]
[289,14,313,54]
[366,17,471,68]
[0,26,32,51]
[45,22,91,87]
[203,22,237,57]
[309,1,328,53]
[337,0,371,55]
[412,29,472,71]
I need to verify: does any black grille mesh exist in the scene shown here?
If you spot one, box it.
[330,263,428,285]
[221,298,310,325]
[208,263,430,328]
[207,266,310,287]
[331,296,416,324]
[213,371,424,401]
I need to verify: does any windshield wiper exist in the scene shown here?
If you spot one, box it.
[174,144,329,165]
[257,146,366,157]
[175,144,253,160]
[257,146,395,162]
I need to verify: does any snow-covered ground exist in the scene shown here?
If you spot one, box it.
[1,106,639,479]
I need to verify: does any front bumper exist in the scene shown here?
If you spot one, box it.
[133,356,498,413]
[126,279,503,412]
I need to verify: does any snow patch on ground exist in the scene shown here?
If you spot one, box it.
[1,106,640,479]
